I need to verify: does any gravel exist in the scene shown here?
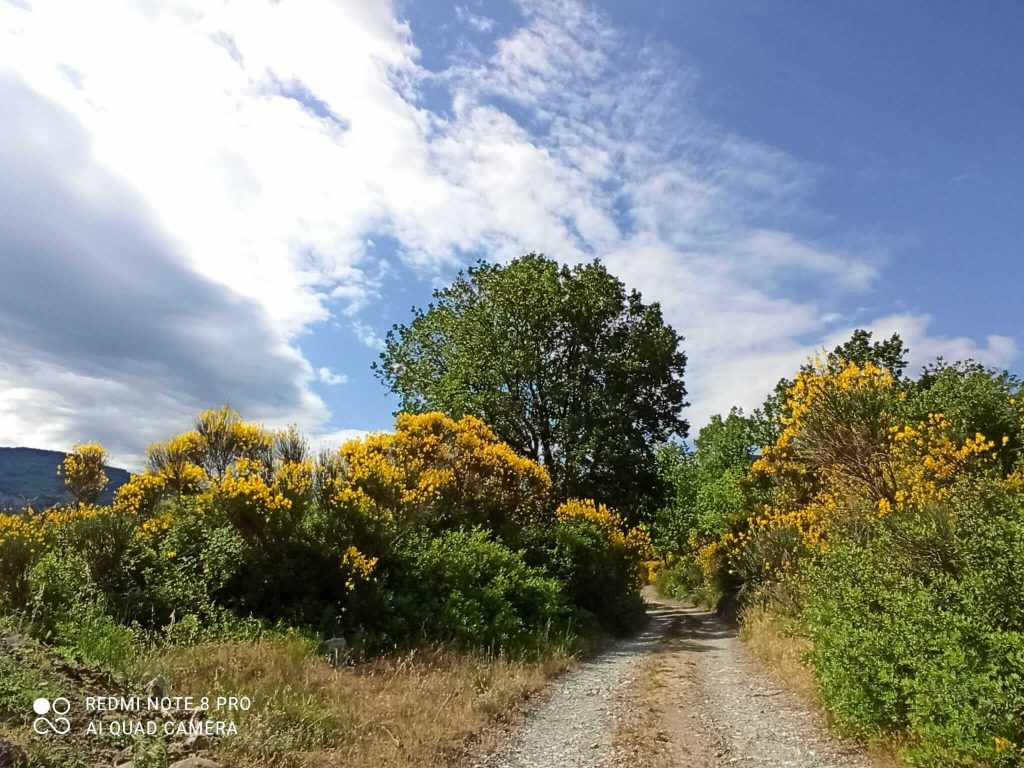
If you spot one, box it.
[472,595,877,768]
[676,603,874,768]
[471,612,673,768]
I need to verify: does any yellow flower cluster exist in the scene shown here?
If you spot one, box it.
[275,459,314,513]
[695,538,724,583]
[337,412,552,531]
[146,431,210,495]
[752,360,894,481]
[216,458,292,529]
[231,421,273,455]
[40,503,109,529]
[60,442,109,503]
[555,499,654,587]
[341,545,378,591]
[0,511,44,550]
[114,472,168,515]
[137,512,174,540]
[0,512,45,593]
[889,414,999,509]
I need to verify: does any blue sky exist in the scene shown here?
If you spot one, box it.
[0,0,1020,467]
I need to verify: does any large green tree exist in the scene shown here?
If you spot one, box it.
[653,409,757,552]
[373,253,688,520]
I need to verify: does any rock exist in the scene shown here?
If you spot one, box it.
[184,734,211,752]
[0,738,27,768]
[0,634,22,648]
[169,758,222,768]
[147,675,167,698]
[323,636,349,665]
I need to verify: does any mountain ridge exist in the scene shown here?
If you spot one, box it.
[0,446,130,509]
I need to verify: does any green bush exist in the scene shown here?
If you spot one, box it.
[803,483,1024,766]
[655,555,721,606]
[129,503,244,627]
[27,551,97,636]
[389,529,577,654]
[540,516,646,634]
[56,610,138,673]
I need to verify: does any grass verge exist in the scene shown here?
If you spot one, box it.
[1,630,577,768]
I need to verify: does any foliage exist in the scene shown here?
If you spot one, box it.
[538,499,652,633]
[59,443,109,505]
[388,529,575,653]
[804,483,1024,766]
[653,409,756,553]
[335,411,552,546]
[651,329,1024,766]
[374,253,688,521]
[0,407,650,661]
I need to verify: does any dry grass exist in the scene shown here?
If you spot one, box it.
[739,606,904,768]
[738,605,818,702]
[609,654,674,768]
[127,637,575,768]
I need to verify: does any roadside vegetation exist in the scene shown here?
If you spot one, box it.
[0,254,685,767]
[652,329,1024,767]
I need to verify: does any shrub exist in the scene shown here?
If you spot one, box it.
[60,443,109,505]
[539,500,650,633]
[40,504,138,598]
[26,550,97,637]
[0,409,617,662]
[0,512,44,610]
[803,483,1024,766]
[132,501,245,626]
[389,529,575,654]
[337,412,553,544]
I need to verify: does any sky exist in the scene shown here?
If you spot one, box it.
[0,0,1021,469]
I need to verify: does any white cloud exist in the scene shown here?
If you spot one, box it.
[455,5,495,33]
[317,367,348,386]
[352,321,386,351]
[0,0,1015,461]
[824,314,1017,372]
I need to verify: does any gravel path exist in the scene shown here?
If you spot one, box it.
[667,602,876,768]
[471,608,674,768]
[472,593,879,768]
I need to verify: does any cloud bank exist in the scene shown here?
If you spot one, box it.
[0,0,1014,464]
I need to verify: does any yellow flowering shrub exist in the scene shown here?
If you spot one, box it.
[113,472,167,516]
[752,359,897,501]
[146,431,209,495]
[549,498,652,630]
[553,498,654,574]
[727,361,898,578]
[889,414,1000,510]
[341,545,378,592]
[0,512,45,607]
[60,442,109,504]
[214,458,293,540]
[275,458,314,520]
[714,356,1019,597]
[335,412,552,540]
[194,406,273,477]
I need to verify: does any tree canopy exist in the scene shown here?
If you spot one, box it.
[373,253,688,519]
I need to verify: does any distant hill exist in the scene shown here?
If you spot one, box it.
[0,447,131,510]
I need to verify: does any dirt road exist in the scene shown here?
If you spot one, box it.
[472,593,878,768]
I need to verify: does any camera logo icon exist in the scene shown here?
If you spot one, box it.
[32,697,71,735]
